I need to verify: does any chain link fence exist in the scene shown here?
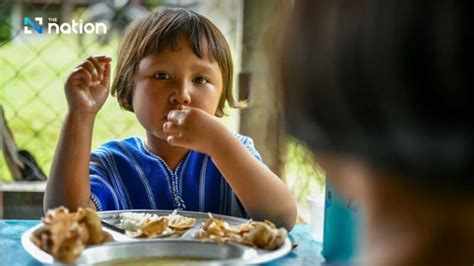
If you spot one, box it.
[0,0,324,217]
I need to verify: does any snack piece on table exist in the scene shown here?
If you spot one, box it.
[194,213,287,250]
[31,207,112,263]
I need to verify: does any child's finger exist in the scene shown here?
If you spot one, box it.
[167,135,184,146]
[167,110,186,124]
[163,121,181,134]
[95,55,112,63]
[100,61,111,87]
[96,56,112,83]
[72,67,93,86]
[88,56,104,79]
[82,60,99,81]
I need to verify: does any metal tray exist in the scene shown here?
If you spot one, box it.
[21,209,293,265]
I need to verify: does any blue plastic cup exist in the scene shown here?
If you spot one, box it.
[321,181,359,262]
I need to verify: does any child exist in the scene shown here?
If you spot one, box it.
[44,8,297,230]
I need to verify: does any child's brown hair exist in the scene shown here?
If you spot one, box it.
[111,8,244,117]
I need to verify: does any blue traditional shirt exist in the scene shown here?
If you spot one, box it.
[89,134,262,218]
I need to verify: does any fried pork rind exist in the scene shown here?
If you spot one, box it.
[166,210,196,231]
[125,217,169,238]
[195,214,287,250]
[30,207,113,263]
[120,210,196,238]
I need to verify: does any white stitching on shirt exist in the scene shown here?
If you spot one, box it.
[90,174,120,209]
[95,148,129,209]
[199,156,208,212]
[137,137,186,210]
[118,140,157,209]
[90,192,102,211]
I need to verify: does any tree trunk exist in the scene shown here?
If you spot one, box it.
[239,0,286,177]
[0,105,23,181]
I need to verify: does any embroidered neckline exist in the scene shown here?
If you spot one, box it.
[136,137,191,175]
[135,137,189,210]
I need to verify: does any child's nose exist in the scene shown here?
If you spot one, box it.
[170,82,191,105]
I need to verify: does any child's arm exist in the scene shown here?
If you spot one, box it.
[164,107,298,230]
[209,132,298,230]
[43,56,111,213]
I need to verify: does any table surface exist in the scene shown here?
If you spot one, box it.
[0,220,325,265]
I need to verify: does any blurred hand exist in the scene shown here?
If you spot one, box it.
[65,56,112,115]
[163,106,229,155]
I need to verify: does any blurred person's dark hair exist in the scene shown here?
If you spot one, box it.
[280,0,473,196]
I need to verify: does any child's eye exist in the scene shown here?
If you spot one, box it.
[154,72,170,80]
[194,77,208,84]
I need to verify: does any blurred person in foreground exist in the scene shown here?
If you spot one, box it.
[280,0,473,265]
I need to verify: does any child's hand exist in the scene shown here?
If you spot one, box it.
[163,106,228,154]
[65,56,112,115]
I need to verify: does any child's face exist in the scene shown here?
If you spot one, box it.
[132,35,223,141]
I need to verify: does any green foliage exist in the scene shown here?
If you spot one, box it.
[284,138,326,204]
[0,3,12,43]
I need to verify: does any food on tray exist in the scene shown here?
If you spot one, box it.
[194,214,287,250]
[125,217,169,238]
[166,211,196,230]
[118,210,196,238]
[30,206,112,263]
